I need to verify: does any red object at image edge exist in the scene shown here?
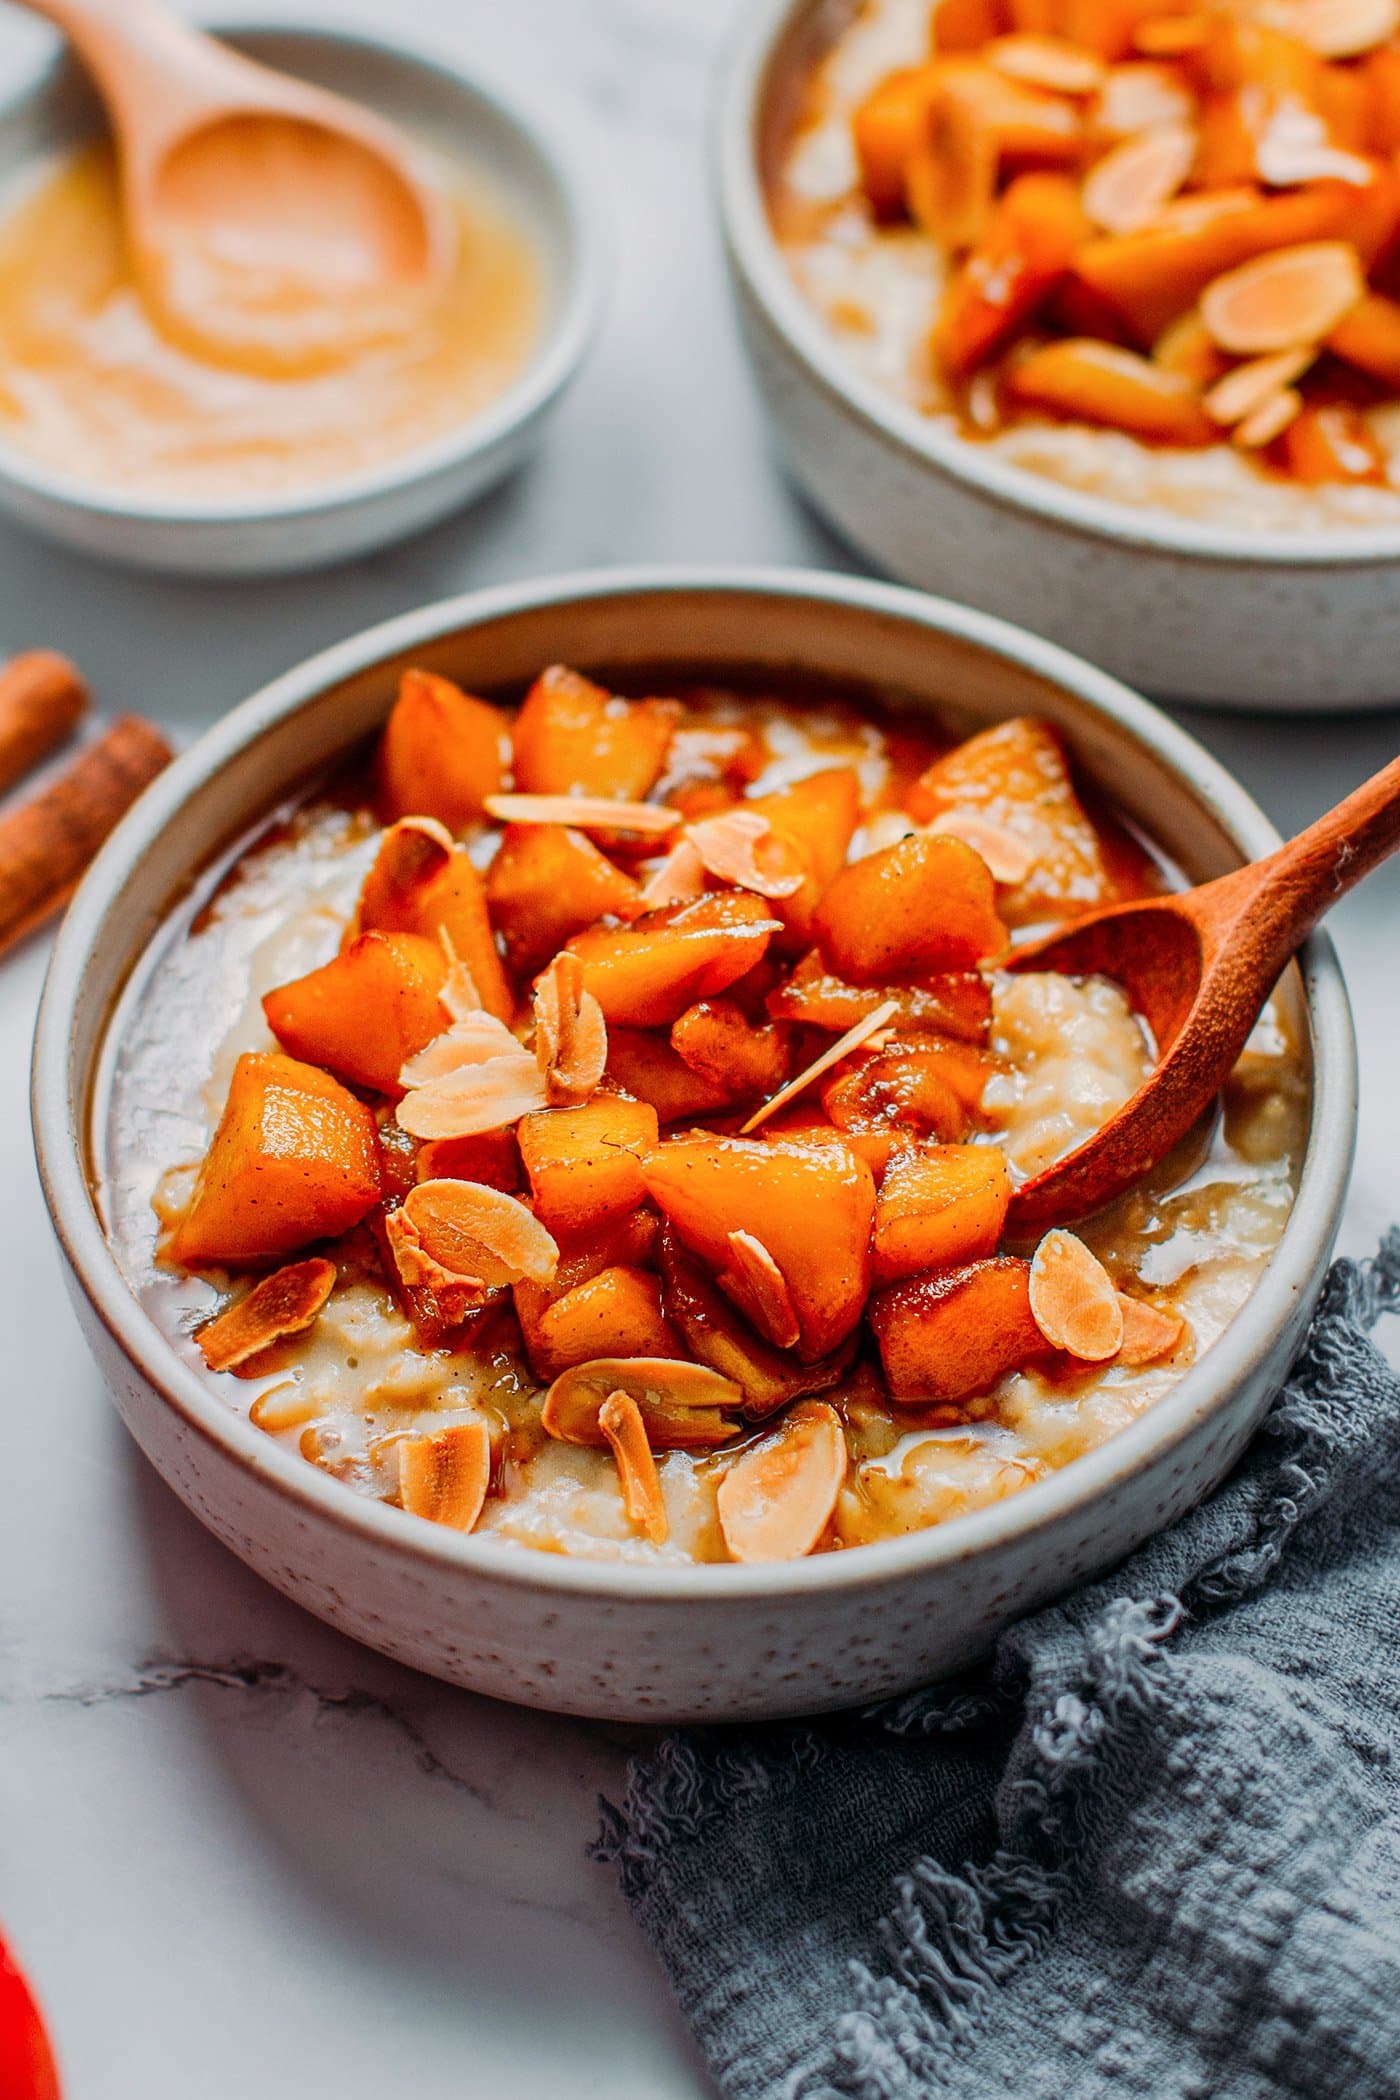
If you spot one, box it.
[0,1935,60,2099]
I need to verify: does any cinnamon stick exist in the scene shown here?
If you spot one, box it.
[0,716,173,957]
[0,651,88,797]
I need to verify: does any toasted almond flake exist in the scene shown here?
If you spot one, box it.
[542,1357,742,1450]
[740,998,901,1134]
[906,92,997,251]
[1083,122,1196,235]
[1285,0,1399,55]
[986,32,1105,93]
[685,808,805,899]
[483,793,680,837]
[385,1205,489,1321]
[353,815,454,938]
[533,951,607,1104]
[1200,241,1365,355]
[599,1389,669,1544]
[1029,1229,1124,1360]
[1115,1293,1186,1364]
[639,835,707,909]
[1234,385,1303,448]
[1132,12,1211,51]
[249,1382,321,1433]
[1095,61,1196,135]
[1204,346,1315,426]
[197,1257,336,1374]
[397,1419,492,1531]
[716,1401,847,1564]
[437,928,482,1021]
[927,809,1037,884]
[1254,103,1373,188]
[398,1012,547,1138]
[396,1178,558,1289]
[719,1229,801,1350]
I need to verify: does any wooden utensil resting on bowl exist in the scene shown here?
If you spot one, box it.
[17,0,454,374]
[1006,753,1400,1232]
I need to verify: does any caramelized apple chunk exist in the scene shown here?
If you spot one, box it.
[357,822,513,1023]
[518,1095,660,1233]
[741,767,862,950]
[641,1133,875,1361]
[870,1256,1046,1403]
[379,669,509,831]
[671,998,793,1101]
[169,1052,381,1266]
[872,1144,1013,1283]
[263,931,448,1096]
[814,832,1007,983]
[512,664,677,800]
[565,892,782,1026]
[536,1265,684,1372]
[768,950,993,1043]
[485,822,641,978]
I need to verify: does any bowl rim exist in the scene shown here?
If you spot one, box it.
[715,0,1400,572]
[0,16,603,528]
[32,564,1357,1603]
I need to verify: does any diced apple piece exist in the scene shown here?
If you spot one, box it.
[870,1256,1045,1402]
[483,823,641,978]
[642,1134,875,1361]
[906,716,1116,926]
[741,768,862,951]
[873,1144,1013,1284]
[512,664,676,800]
[606,1029,734,1121]
[566,892,781,1027]
[823,1049,971,1149]
[671,998,792,1101]
[814,833,1006,984]
[415,1128,520,1191]
[518,1096,659,1234]
[537,1265,684,1372]
[358,828,513,1023]
[768,951,993,1044]
[169,1052,381,1267]
[263,931,448,1095]
[379,669,509,830]
[658,1226,855,1417]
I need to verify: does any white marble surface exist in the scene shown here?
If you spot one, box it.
[0,2,1396,2094]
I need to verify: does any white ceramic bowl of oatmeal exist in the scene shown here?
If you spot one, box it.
[717,0,1400,711]
[32,568,1354,1720]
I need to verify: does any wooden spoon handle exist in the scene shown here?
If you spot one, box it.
[1204,750,1400,973]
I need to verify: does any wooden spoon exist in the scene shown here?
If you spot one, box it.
[21,0,455,375]
[1004,753,1400,1233]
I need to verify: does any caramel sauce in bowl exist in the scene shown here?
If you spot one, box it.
[0,23,600,572]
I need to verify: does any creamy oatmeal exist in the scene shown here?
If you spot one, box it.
[99,669,1305,1564]
[772,0,1400,528]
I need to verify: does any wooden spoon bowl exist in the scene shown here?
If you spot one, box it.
[1004,751,1400,1231]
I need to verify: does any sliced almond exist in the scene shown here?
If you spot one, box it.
[1285,0,1399,56]
[986,33,1106,93]
[740,998,900,1134]
[598,1389,669,1544]
[398,1419,492,1532]
[1254,104,1373,188]
[533,951,607,1104]
[1115,1293,1186,1364]
[1029,1228,1124,1361]
[719,1229,801,1350]
[397,1013,547,1139]
[483,793,680,838]
[1234,385,1303,448]
[393,1178,558,1291]
[716,1402,847,1564]
[639,835,707,909]
[354,815,454,938]
[926,809,1037,884]
[1204,346,1315,426]
[1083,122,1196,236]
[437,929,482,1021]
[542,1357,742,1450]
[905,92,997,251]
[197,1257,336,1374]
[685,809,805,899]
[1200,241,1365,355]
[1095,61,1196,135]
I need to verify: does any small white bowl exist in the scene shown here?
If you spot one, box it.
[0,21,601,576]
[32,568,1355,1721]
[717,0,1400,712]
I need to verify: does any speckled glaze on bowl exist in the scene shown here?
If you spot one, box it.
[717,0,1400,713]
[32,569,1355,1722]
[0,21,600,576]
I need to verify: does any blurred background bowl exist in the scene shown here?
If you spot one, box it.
[717,0,1400,713]
[0,19,601,575]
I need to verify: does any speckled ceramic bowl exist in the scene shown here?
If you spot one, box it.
[717,0,1400,712]
[0,20,600,576]
[32,569,1355,1721]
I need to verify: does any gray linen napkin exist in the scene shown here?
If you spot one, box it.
[597,1231,1400,2100]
